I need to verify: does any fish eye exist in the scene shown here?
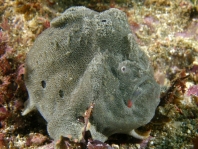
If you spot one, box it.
[121,66,126,72]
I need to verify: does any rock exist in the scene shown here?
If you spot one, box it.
[22,6,160,144]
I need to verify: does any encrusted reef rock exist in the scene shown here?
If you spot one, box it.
[22,6,160,143]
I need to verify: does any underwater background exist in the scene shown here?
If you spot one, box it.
[0,0,198,148]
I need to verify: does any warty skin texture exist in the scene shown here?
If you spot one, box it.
[22,6,160,144]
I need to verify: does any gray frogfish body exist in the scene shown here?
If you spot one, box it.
[23,6,160,143]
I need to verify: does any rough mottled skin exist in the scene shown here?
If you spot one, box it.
[23,6,160,143]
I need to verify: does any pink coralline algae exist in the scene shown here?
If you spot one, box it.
[187,85,198,97]
[87,140,112,149]
[175,19,198,40]
[190,64,198,74]
[143,15,159,34]
[26,133,49,147]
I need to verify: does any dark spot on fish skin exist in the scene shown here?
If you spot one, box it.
[59,90,64,98]
[41,80,46,88]
[111,67,117,77]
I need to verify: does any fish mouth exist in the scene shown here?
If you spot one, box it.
[131,76,151,99]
